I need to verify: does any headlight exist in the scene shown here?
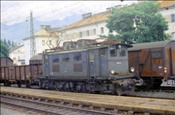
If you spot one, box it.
[110,70,115,74]
[130,67,135,72]
[164,67,167,73]
[164,69,167,73]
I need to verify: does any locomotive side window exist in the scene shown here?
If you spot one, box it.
[62,54,70,62]
[100,48,106,57]
[74,52,81,61]
[53,58,59,63]
[119,47,126,57]
[52,55,59,63]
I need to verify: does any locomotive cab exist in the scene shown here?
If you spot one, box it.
[108,44,135,79]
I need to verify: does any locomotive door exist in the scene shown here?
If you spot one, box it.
[43,54,49,76]
[88,50,95,77]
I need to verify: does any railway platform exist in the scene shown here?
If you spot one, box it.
[1,86,175,114]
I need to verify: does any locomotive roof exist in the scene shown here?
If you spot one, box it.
[47,43,132,55]
[128,40,175,51]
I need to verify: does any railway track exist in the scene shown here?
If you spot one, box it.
[1,86,175,115]
[1,84,175,99]
[1,94,115,115]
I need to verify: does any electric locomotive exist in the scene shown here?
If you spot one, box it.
[38,39,140,95]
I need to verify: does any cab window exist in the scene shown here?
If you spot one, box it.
[110,45,117,57]
[100,48,106,57]
[119,47,126,57]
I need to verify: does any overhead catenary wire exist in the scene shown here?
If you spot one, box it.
[3,2,83,30]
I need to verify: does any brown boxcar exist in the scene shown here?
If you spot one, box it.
[128,40,175,87]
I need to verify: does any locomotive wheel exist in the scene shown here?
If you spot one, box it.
[26,82,31,88]
[17,83,21,87]
[3,82,7,86]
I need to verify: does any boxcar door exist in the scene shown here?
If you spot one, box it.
[151,49,163,77]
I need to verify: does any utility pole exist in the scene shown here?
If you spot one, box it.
[30,10,36,58]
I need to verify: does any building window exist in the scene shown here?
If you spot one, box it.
[93,29,96,35]
[171,14,175,22]
[101,27,104,34]
[56,40,59,44]
[172,32,175,40]
[18,56,20,60]
[79,32,82,38]
[86,30,89,36]
[49,40,52,45]
[42,40,45,46]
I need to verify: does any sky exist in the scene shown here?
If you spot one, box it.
[1,1,137,42]
[1,1,138,25]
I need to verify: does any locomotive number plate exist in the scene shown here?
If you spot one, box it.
[116,62,121,64]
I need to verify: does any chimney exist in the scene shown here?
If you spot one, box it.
[82,13,92,19]
[40,25,45,30]
[115,5,122,8]
[106,7,111,12]
[45,25,51,29]
[40,25,51,30]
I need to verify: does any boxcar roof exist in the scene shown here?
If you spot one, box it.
[128,40,175,51]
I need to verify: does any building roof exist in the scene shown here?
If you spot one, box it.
[23,28,59,40]
[59,0,174,32]
[128,40,175,51]
[60,11,110,31]
[157,0,175,8]
[9,44,24,53]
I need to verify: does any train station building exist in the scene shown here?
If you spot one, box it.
[9,1,175,65]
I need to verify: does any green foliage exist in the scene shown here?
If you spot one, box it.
[0,39,9,57]
[106,1,170,44]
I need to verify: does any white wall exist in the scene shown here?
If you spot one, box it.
[24,36,58,64]
[9,45,25,65]
[160,6,175,39]
[59,21,109,46]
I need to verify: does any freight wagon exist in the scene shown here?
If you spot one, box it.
[128,40,175,88]
[0,59,42,87]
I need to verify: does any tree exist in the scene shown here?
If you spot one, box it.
[105,1,170,44]
[0,40,9,57]
[8,40,11,46]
